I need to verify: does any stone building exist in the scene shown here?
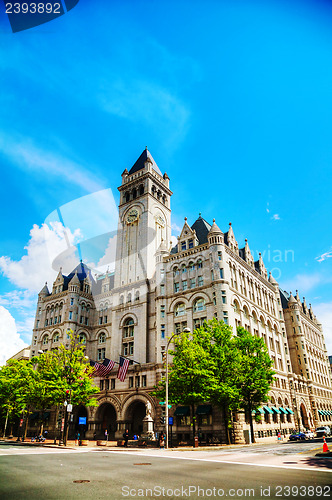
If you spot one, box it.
[30,149,332,443]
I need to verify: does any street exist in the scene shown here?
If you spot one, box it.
[0,440,331,500]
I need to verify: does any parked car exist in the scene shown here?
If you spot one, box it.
[304,430,314,439]
[289,432,306,441]
[316,426,331,437]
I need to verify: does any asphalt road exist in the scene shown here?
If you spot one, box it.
[0,443,331,500]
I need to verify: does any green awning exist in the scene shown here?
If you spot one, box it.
[327,411,332,416]
[263,406,273,414]
[279,407,288,414]
[174,406,190,416]
[255,407,265,415]
[322,410,328,416]
[285,407,294,415]
[318,410,323,416]
[196,405,212,415]
[271,406,281,414]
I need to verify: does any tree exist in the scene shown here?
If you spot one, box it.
[201,319,242,444]
[234,326,275,443]
[153,328,214,445]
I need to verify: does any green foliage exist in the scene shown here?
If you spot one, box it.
[0,332,98,435]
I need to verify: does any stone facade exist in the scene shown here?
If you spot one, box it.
[30,149,332,443]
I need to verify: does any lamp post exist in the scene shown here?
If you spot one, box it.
[165,327,190,449]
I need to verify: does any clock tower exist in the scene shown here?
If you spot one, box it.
[114,148,172,289]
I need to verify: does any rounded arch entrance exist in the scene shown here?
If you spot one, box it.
[96,402,118,439]
[125,400,146,437]
[300,403,309,429]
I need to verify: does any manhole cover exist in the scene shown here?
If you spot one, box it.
[133,463,151,466]
[283,462,297,464]
[73,480,90,483]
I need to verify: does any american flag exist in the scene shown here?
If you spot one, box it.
[90,358,115,377]
[117,356,130,381]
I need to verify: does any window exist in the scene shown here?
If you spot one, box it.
[190,278,195,289]
[99,333,106,343]
[189,262,195,271]
[188,239,194,249]
[173,267,179,277]
[124,342,134,356]
[175,321,187,334]
[99,317,103,325]
[135,291,140,301]
[160,305,165,318]
[49,318,53,326]
[193,298,206,312]
[36,320,40,328]
[105,379,109,390]
[123,318,134,337]
[142,375,147,387]
[182,280,187,291]
[80,316,84,324]
[174,283,180,293]
[104,316,107,324]
[135,376,140,388]
[69,311,73,320]
[219,268,224,279]
[197,259,203,268]
[111,379,115,390]
[197,276,203,287]
[98,348,105,361]
[43,335,49,345]
[99,380,104,391]
[218,251,222,261]
[160,284,165,296]
[181,241,186,251]
[161,325,165,339]
[129,376,133,388]
[70,298,74,305]
[175,303,186,317]
[53,333,59,343]
[194,317,207,329]
[182,264,187,274]
[221,291,227,304]
[223,312,228,324]
[127,293,132,303]
[79,333,86,344]
[54,317,58,325]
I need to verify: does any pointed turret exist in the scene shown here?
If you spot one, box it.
[288,292,297,305]
[38,282,50,298]
[225,222,238,254]
[244,239,255,268]
[303,297,309,315]
[208,219,224,245]
[255,252,268,279]
[53,267,64,294]
[128,148,163,177]
[295,290,301,305]
[69,271,80,292]
[269,272,278,286]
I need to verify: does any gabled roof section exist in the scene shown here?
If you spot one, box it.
[128,148,163,177]
[191,214,211,245]
[67,262,95,284]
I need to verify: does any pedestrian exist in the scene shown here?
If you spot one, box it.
[159,432,165,449]
[123,429,129,447]
[198,427,202,445]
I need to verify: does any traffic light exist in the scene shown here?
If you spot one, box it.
[160,416,165,424]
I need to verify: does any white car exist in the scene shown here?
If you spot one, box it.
[316,426,331,437]
[305,430,314,439]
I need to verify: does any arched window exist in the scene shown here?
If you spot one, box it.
[233,301,240,314]
[43,335,49,345]
[139,185,144,196]
[174,303,186,317]
[53,333,59,343]
[181,264,187,274]
[193,298,206,313]
[173,267,179,277]
[98,333,106,344]
[123,318,134,338]
[127,293,132,303]
[79,333,86,344]
[120,295,124,305]
[189,262,195,271]
[197,259,203,269]
[135,291,140,301]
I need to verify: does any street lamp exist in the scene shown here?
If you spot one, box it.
[165,327,190,449]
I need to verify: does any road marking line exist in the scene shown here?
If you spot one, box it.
[88,449,332,473]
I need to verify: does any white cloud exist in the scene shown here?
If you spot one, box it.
[316,249,332,263]
[314,302,332,354]
[96,234,117,272]
[0,134,103,194]
[171,222,182,234]
[0,306,27,366]
[271,214,280,220]
[0,222,81,293]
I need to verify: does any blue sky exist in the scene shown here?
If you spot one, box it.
[0,0,332,363]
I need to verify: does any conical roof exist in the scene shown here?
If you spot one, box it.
[208,219,223,236]
[128,148,163,176]
[191,214,211,244]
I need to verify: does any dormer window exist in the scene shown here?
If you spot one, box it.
[188,239,194,249]
[181,241,186,251]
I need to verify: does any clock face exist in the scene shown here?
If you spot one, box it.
[156,215,165,227]
[126,209,139,224]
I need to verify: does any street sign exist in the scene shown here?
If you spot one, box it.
[168,417,173,426]
[159,402,172,408]
[67,404,73,413]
